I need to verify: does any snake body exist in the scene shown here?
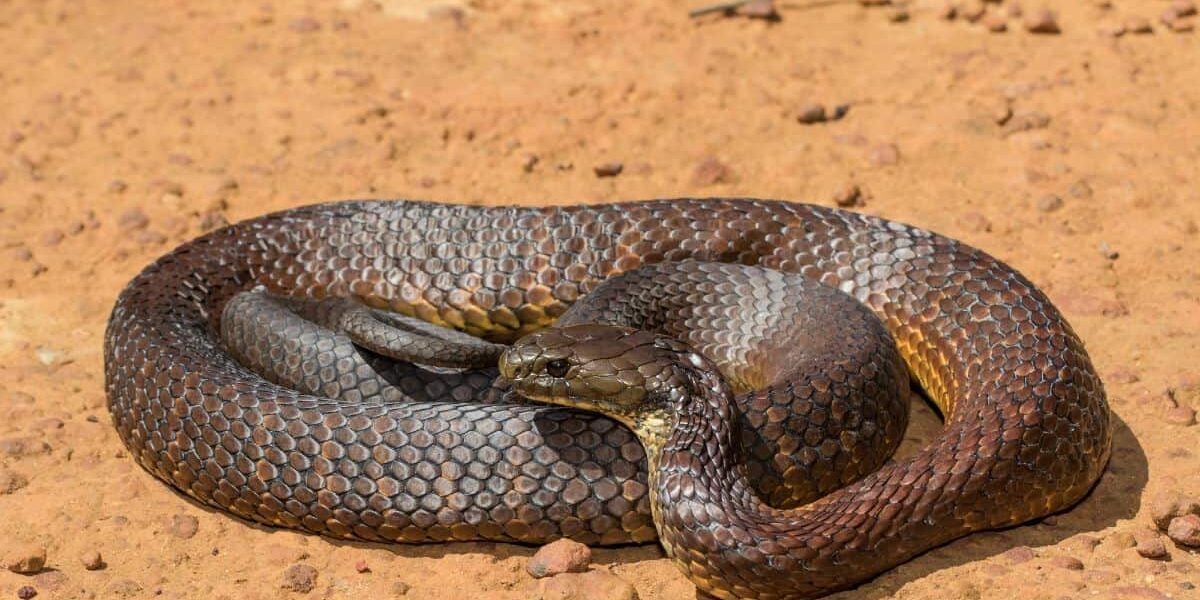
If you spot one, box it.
[104,199,1111,598]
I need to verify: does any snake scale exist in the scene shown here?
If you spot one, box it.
[104,199,1112,599]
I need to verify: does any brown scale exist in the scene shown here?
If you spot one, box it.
[105,199,1111,599]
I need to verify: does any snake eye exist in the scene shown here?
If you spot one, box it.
[545,359,569,377]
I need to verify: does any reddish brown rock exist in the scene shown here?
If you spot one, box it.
[1002,545,1035,564]
[1047,555,1084,570]
[80,550,106,571]
[527,539,592,578]
[691,158,732,186]
[354,559,370,573]
[282,564,319,593]
[1023,9,1060,33]
[593,163,623,178]
[1165,405,1196,426]
[1167,514,1200,547]
[868,143,900,166]
[832,184,865,208]
[796,102,827,124]
[1125,17,1153,34]
[536,569,637,600]
[4,544,46,574]
[169,514,199,539]
[117,208,149,231]
[16,586,36,600]
[1133,529,1169,559]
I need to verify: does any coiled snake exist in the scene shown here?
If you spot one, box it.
[104,199,1111,599]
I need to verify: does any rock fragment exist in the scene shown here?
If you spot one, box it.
[832,184,865,208]
[1133,529,1169,559]
[16,587,36,600]
[868,143,900,166]
[796,103,827,124]
[692,158,732,186]
[169,514,199,539]
[282,563,319,593]
[1024,9,1060,33]
[527,539,592,578]
[117,208,149,231]
[1002,545,1035,564]
[593,163,623,178]
[4,544,46,574]
[80,551,105,571]
[1167,514,1200,547]
[1048,555,1084,570]
[1036,195,1063,212]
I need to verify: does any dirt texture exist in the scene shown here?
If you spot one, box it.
[1,1,1199,599]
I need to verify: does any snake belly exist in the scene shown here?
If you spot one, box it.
[104,199,1111,592]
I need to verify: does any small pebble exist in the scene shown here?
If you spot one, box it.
[593,162,623,178]
[1169,18,1195,32]
[796,103,827,124]
[282,563,319,593]
[1175,0,1198,17]
[354,559,370,573]
[958,212,992,233]
[392,581,411,595]
[833,184,865,208]
[1168,514,1200,547]
[16,587,36,600]
[1036,195,1063,212]
[0,469,29,495]
[289,17,321,33]
[1068,179,1093,198]
[169,514,199,539]
[1166,405,1197,426]
[527,539,592,578]
[1133,529,1169,559]
[117,209,149,231]
[963,1,987,22]
[107,180,128,193]
[80,551,105,571]
[40,230,64,246]
[1125,16,1153,34]
[888,7,910,22]
[1098,242,1119,260]
[1002,545,1035,564]
[984,15,1008,32]
[4,544,46,574]
[521,154,539,173]
[136,230,167,246]
[939,2,957,19]
[692,158,732,186]
[868,143,900,166]
[1024,9,1061,33]
[1048,555,1084,570]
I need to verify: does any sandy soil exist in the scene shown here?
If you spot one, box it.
[2,0,1199,598]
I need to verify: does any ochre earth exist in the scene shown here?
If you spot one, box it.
[1,1,1198,600]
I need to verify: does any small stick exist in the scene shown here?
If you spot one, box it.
[688,0,750,18]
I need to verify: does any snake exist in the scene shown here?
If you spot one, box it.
[104,198,1112,599]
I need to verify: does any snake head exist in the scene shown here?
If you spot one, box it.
[499,324,709,441]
